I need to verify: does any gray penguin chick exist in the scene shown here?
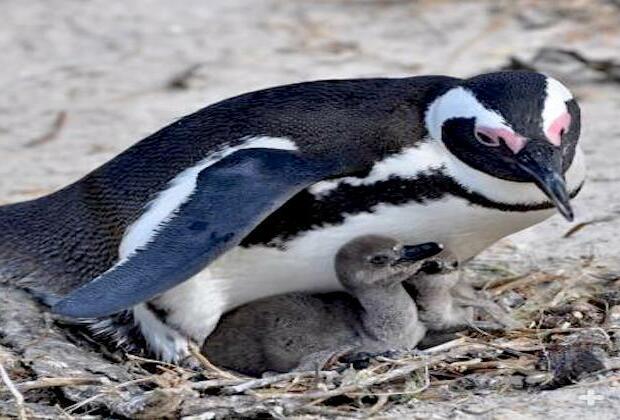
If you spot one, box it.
[202,235,443,376]
[407,266,472,331]
[407,260,523,340]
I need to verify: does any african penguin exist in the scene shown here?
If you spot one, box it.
[202,235,443,376]
[0,71,585,363]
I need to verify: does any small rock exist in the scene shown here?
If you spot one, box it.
[525,372,552,386]
[450,374,505,392]
[498,290,525,309]
[541,334,609,389]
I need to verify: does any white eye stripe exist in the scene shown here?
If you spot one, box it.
[542,77,573,134]
[425,87,509,141]
[426,78,575,145]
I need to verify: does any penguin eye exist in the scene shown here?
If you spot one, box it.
[474,130,500,147]
[369,255,389,266]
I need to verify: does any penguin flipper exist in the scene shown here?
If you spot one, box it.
[25,287,62,307]
[52,148,336,318]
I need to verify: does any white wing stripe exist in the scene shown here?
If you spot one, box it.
[118,136,297,261]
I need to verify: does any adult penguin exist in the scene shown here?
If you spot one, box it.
[0,71,585,362]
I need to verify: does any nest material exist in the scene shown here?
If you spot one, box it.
[2,258,620,419]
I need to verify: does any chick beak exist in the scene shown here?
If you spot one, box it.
[516,142,574,222]
[396,242,444,264]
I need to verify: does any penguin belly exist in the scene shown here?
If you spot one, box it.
[147,195,554,358]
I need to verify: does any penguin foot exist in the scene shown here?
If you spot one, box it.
[132,304,196,365]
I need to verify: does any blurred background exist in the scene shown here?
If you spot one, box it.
[1,0,619,275]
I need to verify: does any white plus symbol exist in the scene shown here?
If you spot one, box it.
[578,390,604,406]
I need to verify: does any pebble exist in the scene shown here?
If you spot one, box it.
[525,372,552,386]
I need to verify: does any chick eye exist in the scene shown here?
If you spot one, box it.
[474,130,500,147]
[369,255,389,266]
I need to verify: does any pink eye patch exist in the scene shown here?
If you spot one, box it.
[474,126,527,154]
[546,112,571,147]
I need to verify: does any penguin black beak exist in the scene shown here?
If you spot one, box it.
[396,242,444,264]
[516,142,574,222]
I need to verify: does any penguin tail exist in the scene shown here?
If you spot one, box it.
[0,198,75,292]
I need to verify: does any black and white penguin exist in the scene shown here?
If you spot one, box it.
[0,71,585,362]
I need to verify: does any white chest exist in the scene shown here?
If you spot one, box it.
[143,143,586,342]
[218,196,553,297]
[160,195,553,340]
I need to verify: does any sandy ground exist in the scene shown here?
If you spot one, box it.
[2,0,620,418]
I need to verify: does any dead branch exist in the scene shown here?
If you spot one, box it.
[12,377,111,393]
[563,216,617,238]
[0,361,26,420]
[166,63,204,90]
[222,370,338,395]
[25,111,67,148]
[189,343,240,380]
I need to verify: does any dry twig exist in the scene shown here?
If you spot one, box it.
[563,216,617,238]
[25,111,67,148]
[166,64,204,90]
[12,376,111,393]
[269,352,450,400]
[189,343,239,380]
[0,361,26,420]
[223,370,337,395]
[488,273,564,295]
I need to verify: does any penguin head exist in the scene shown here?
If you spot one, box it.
[335,235,444,289]
[425,71,580,221]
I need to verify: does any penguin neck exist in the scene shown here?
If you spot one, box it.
[350,283,420,341]
[310,138,585,208]
[431,139,586,208]
[243,140,585,250]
